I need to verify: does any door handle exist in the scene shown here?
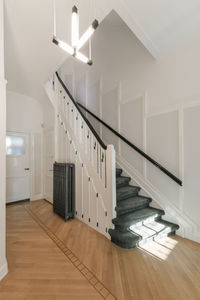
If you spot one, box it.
[24,168,30,171]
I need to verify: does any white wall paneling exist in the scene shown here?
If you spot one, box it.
[120,96,144,174]
[183,105,200,227]
[65,74,74,97]
[57,62,200,241]
[146,110,180,208]
[102,85,120,151]
[75,74,87,106]
[87,80,101,136]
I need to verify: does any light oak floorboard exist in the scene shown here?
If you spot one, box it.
[0,203,108,300]
[25,200,200,300]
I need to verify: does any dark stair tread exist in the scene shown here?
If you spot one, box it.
[116,196,152,215]
[113,207,164,228]
[130,219,178,239]
[109,219,179,249]
[156,219,179,231]
[135,220,179,246]
[109,228,141,249]
[116,168,122,177]
[117,185,140,201]
[110,166,179,249]
[116,176,131,188]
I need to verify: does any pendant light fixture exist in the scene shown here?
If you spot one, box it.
[52,2,99,66]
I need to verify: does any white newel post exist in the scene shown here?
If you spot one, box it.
[106,144,116,231]
[0,0,8,280]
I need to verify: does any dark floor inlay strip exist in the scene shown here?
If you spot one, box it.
[23,205,116,300]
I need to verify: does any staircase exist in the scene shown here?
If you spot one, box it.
[109,168,179,249]
[53,72,180,248]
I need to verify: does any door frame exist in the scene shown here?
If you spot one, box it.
[43,128,54,204]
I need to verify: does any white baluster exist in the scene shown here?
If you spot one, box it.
[52,73,117,238]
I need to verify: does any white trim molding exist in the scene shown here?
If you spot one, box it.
[0,261,8,281]
[31,194,44,201]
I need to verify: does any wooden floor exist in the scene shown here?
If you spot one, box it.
[0,203,109,300]
[1,200,200,300]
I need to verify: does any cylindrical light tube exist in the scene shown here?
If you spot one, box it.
[77,19,99,50]
[72,6,79,47]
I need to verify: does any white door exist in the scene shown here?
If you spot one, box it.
[43,130,54,203]
[6,132,30,203]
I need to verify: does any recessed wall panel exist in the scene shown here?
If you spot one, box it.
[183,105,200,224]
[120,97,143,173]
[102,87,119,150]
[76,74,86,106]
[64,74,73,96]
[146,111,179,207]
[87,81,101,136]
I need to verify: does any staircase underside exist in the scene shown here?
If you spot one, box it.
[109,168,179,249]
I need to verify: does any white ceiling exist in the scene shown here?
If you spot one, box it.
[122,0,200,54]
[4,0,200,100]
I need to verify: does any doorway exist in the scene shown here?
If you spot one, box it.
[6,132,30,204]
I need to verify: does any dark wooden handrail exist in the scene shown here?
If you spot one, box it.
[77,102,183,186]
[56,72,107,150]
[56,71,182,186]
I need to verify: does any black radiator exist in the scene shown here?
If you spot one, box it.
[53,162,75,221]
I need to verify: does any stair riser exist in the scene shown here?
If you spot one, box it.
[116,203,150,217]
[117,190,140,201]
[116,180,131,188]
[137,226,172,241]
[116,170,122,177]
[111,230,177,249]
[111,238,138,249]
[138,230,176,246]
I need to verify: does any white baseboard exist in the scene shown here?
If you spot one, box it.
[31,194,44,201]
[0,260,8,281]
[43,194,53,204]
[184,232,200,244]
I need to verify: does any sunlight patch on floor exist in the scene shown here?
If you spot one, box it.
[156,236,178,250]
[139,237,178,260]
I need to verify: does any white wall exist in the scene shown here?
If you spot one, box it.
[0,0,8,280]
[42,94,55,204]
[6,91,44,201]
[59,11,200,242]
